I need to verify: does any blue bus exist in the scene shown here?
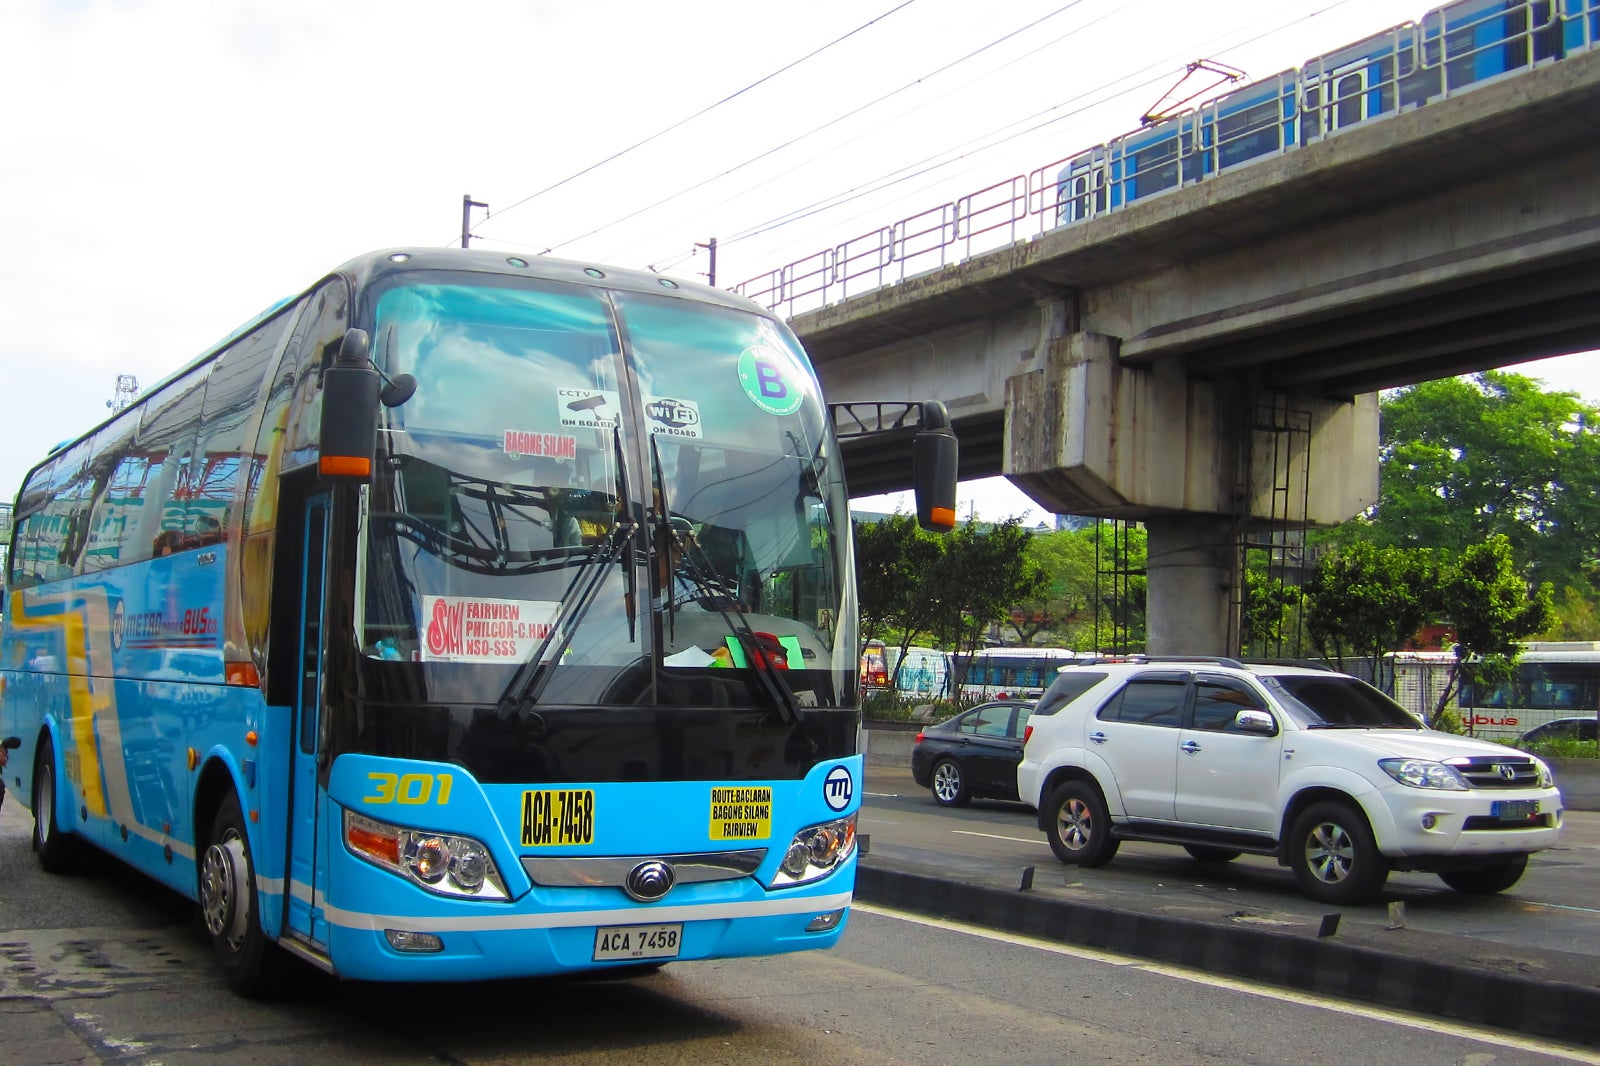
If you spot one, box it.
[0,248,957,994]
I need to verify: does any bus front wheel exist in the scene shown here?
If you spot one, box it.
[32,736,81,874]
[200,792,283,996]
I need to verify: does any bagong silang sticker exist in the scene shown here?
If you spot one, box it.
[504,429,578,459]
[557,388,621,430]
[422,595,559,663]
[643,395,703,439]
[737,344,807,416]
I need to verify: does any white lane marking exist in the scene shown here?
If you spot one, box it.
[863,791,903,799]
[951,829,1050,846]
[1518,900,1600,916]
[855,902,1600,1065]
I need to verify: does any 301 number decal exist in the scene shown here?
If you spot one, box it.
[362,772,454,806]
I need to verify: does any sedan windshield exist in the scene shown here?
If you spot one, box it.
[1265,675,1422,729]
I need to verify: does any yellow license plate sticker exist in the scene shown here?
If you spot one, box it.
[521,789,595,846]
[709,786,772,841]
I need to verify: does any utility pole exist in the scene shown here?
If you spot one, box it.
[461,195,488,248]
[106,374,139,414]
[695,237,718,287]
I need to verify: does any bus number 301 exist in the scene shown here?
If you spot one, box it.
[362,772,454,806]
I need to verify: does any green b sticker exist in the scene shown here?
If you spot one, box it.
[738,346,805,416]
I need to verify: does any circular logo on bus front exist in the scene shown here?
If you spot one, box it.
[823,765,854,811]
[110,598,126,653]
[738,345,805,416]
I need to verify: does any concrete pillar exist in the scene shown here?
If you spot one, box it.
[1143,515,1237,656]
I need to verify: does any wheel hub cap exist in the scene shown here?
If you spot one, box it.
[200,834,250,948]
[1059,798,1092,850]
[1306,822,1354,883]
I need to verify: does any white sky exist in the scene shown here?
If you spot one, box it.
[4,0,1595,526]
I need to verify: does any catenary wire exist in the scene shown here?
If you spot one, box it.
[539,0,1100,258]
[444,0,922,246]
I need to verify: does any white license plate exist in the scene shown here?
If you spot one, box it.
[1492,799,1539,822]
[593,923,683,961]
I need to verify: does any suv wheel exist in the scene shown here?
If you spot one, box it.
[1438,855,1528,895]
[1287,800,1388,904]
[1044,781,1119,867]
[930,758,970,807]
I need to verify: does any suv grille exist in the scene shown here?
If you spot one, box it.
[1446,756,1541,789]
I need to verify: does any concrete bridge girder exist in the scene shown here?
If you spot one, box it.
[1002,331,1379,526]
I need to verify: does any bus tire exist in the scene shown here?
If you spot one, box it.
[33,736,81,874]
[200,791,284,997]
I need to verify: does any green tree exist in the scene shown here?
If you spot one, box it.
[1302,542,1445,671]
[931,519,1047,688]
[1431,534,1555,722]
[1374,372,1600,595]
[853,514,932,655]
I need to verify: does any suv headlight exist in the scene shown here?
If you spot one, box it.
[1534,759,1554,789]
[1378,758,1469,791]
[344,809,509,900]
[770,813,857,888]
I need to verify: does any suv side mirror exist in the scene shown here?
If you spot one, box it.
[1234,709,1277,735]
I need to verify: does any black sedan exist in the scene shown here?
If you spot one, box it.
[910,700,1034,807]
[1518,716,1598,746]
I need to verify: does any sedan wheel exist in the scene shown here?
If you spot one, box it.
[931,759,970,807]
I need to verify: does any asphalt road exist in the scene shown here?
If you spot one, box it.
[2,795,1597,1065]
[862,765,1600,986]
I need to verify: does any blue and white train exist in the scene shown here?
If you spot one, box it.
[1056,0,1598,223]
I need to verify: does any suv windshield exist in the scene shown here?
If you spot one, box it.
[1265,674,1421,729]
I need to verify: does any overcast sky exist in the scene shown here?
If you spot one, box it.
[4,0,1595,526]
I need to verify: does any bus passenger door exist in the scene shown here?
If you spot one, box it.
[286,494,331,945]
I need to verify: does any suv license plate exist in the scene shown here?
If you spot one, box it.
[593,923,682,962]
[1491,799,1539,822]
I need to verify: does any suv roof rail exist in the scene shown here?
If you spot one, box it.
[1126,654,1247,668]
[1237,657,1339,671]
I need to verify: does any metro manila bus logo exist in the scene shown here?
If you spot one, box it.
[422,596,559,663]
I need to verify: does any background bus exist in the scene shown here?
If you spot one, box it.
[955,647,1081,701]
[1458,642,1600,742]
[0,247,957,995]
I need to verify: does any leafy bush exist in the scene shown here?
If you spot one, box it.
[1518,737,1599,760]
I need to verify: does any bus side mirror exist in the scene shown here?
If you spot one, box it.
[913,401,958,533]
[318,328,380,482]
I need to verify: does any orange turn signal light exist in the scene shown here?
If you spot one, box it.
[928,506,956,531]
[319,455,371,478]
[226,662,261,687]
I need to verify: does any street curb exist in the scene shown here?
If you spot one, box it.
[855,864,1600,1047]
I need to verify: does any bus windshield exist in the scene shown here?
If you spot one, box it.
[355,276,853,708]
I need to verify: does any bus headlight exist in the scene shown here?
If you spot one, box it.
[770,813,857,888]
[345,810,508,900]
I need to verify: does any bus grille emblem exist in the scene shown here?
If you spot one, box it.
[625,860,676,903]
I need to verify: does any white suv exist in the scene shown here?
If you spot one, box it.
[1016,659,1565,904]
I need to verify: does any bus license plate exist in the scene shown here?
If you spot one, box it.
[593,923,682,961]
[1491,799,1538,822]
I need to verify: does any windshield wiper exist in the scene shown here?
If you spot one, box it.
[497,428,635,710]
[649,436,803,724]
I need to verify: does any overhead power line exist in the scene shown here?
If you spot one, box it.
[448,0,922,245]
[545,0,1098,259]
